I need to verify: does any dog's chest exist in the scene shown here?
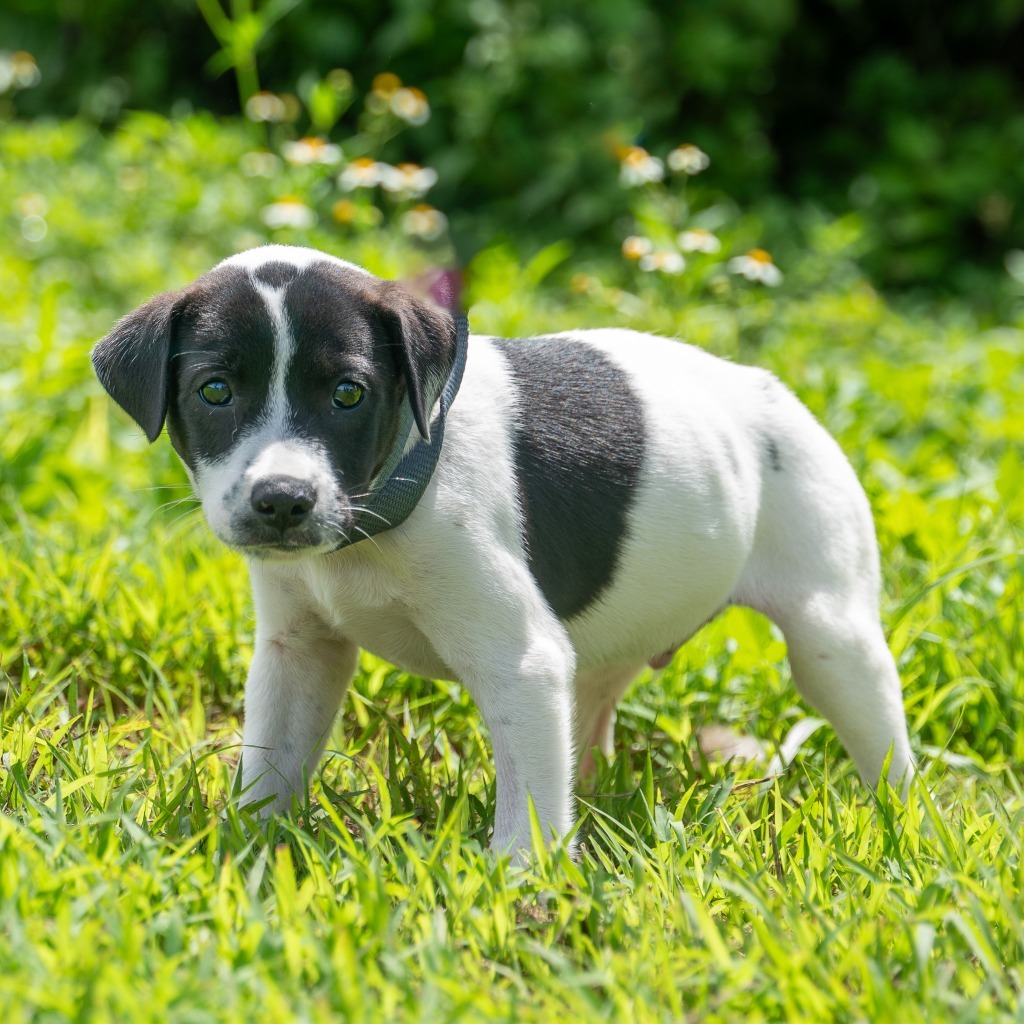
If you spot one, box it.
[293,557,459,681]
[341,606,457,681]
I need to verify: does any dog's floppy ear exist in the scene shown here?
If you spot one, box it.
[377,283,457,441]
[92,290,181,443]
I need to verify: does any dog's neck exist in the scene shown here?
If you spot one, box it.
[337,314,469,550]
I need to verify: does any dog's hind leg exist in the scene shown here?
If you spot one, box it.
[764,598,913,792]
[733,394,913,792]
[574,665,642,778]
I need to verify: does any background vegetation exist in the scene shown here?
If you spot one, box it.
[1,2,1022,1020]
[6,0,1024,303]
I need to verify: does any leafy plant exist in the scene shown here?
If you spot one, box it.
[194,0,304,107]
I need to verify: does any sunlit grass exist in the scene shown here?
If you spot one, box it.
[1,115,1022,1020]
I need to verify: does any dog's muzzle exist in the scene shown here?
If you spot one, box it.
[250,475,317,534]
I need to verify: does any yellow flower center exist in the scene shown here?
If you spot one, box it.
[748,249,773,264]
[622,146,650,167]
[332,200,356,223]
[621,236,651,259]
[372,72,402,97]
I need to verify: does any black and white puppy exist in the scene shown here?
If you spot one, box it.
[93,244,913,856]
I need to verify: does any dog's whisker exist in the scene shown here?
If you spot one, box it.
[347,505,393,527]
[165,505,203,529]
[163,509,206,544]
[352,524,383,554]
[347,476,416,501]
[322,521,353,543]
[120,484,195,494]
[153,496,201,517]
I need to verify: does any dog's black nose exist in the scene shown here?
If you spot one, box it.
[250,476,316,533]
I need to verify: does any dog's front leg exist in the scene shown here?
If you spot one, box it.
[421,575,577,858]
[469,635,577,860]
[239,613,358,816]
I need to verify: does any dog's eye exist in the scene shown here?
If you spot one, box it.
[198,380,233,407]
[333,381,364,409]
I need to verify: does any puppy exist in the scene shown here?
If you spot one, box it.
[93,244,914,856]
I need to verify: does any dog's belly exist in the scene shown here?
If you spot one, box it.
[563,497,748,670]
[564,556,738,673]
[562,377,761,670]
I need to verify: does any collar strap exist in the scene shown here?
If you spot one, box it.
[339,314,469,549]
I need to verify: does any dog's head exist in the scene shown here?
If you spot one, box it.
[93,245,457,557]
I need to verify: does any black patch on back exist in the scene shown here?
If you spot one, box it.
[764,435,782,472]
[255,261,299,288]
[494,336,645,620]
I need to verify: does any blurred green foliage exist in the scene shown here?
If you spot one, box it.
[1,19,1024,1015]
[3,0,1024,304]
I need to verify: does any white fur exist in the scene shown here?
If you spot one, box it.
[251,279,294,429]
[182,250,915,858]
[217,244,373,279]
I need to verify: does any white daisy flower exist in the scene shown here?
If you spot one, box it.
[338,158,389,191]
[0,51,40,93]
[371,72,402,98]
[282,137,342,166]
[12,51,40,88]
[240,150,282,177]
[1005,249,1024,284]
[390,87,430,126]
[245,91,288,123]
[639,251,685,275]
[401,204,448,241]
[21,215,46,241]
[619,146,665,187]
[678,228,721,253]
[667,144,710,175]
[727,249,783,286]
[621,235,654,260]
[260,197,316,230]
[380,162,438,198]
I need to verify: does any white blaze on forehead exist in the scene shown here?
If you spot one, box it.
[215,244,374,278]
[216,245,376,432]
[250,278,293,429]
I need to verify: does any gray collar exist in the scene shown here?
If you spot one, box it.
[337,314,469,549]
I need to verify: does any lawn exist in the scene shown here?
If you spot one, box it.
[1,115,1022,1021]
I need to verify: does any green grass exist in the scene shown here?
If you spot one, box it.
[1,114,1023,1021]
